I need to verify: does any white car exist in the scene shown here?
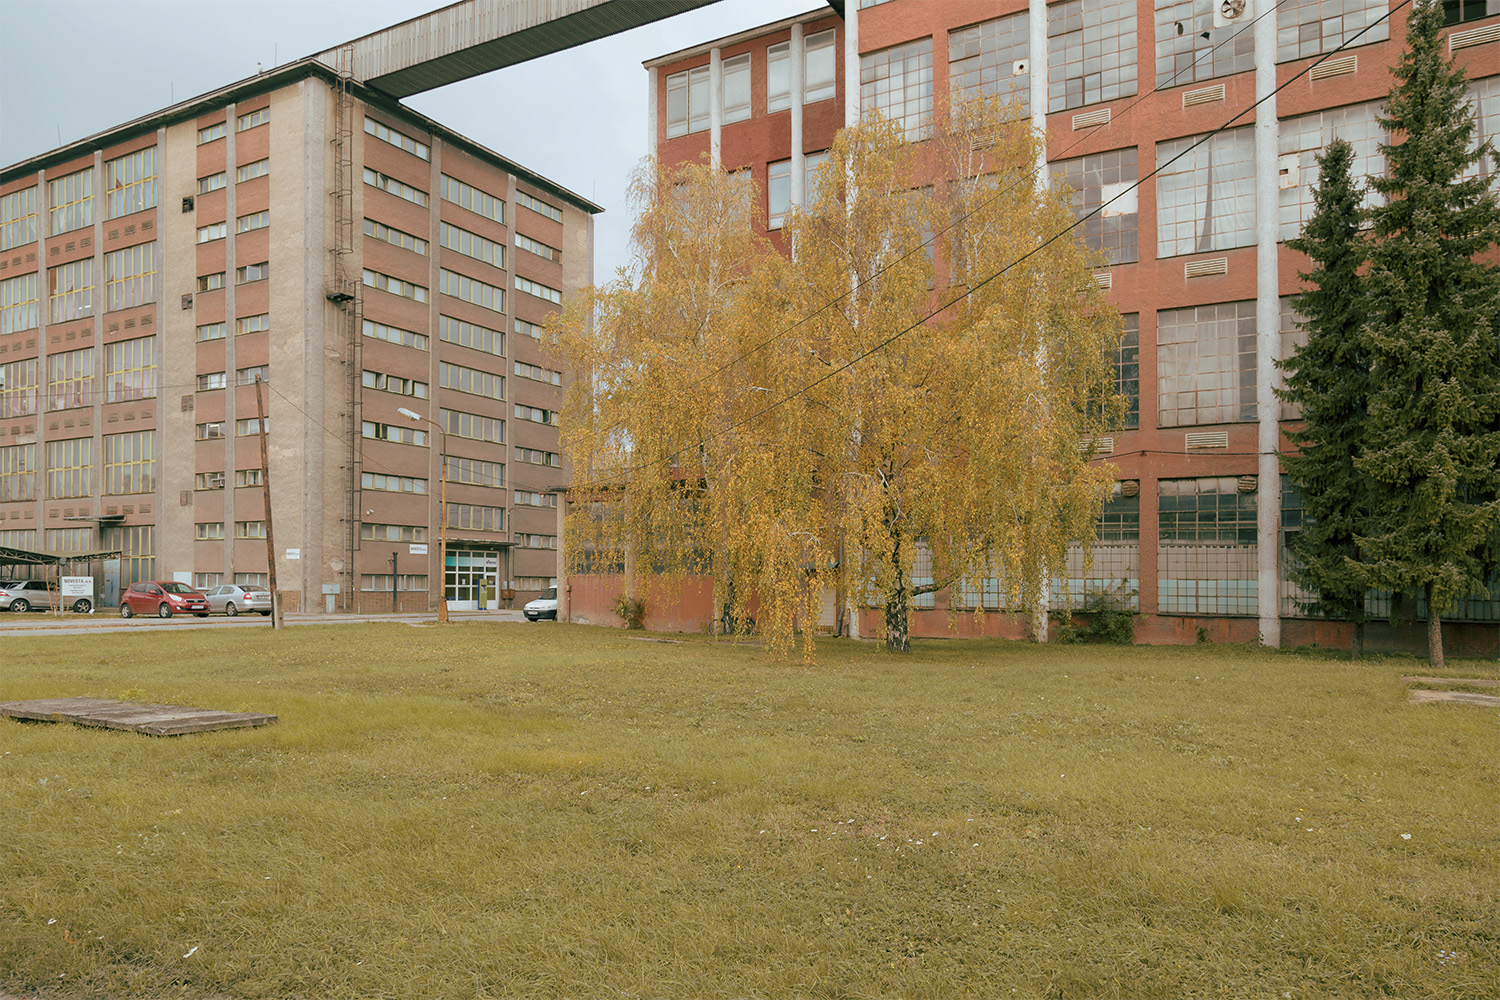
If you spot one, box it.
[523,587,558,622]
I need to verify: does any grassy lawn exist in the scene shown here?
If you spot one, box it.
[1,624,1495,999]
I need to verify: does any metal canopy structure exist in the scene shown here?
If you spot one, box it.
[317,0,725,98]
[0,546,122,568]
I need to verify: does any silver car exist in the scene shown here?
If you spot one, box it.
[0,579,94,614]
[204,584,273,616]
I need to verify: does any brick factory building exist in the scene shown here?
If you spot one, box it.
[561,0,1498,653]
[0,56,595,612]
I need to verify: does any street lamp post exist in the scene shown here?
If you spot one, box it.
[399,407,448,623]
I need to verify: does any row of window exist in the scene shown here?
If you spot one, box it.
[0,432,155,499]
[363,265,564,312]
[197,106,268,145]
[195,521,268,540]
[197,314,269,341]
[196,418,267,439]
[667,29,837,138]
[0,244,157,332]
[0,338,156,416]
[194,469,263,490]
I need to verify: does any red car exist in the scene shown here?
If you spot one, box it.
[119,581,211,619]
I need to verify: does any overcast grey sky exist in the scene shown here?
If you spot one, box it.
[0,0,818,282]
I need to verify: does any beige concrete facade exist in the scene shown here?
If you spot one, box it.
[0,60,597,612]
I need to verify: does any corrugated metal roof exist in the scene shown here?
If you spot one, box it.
[317,0,725,99]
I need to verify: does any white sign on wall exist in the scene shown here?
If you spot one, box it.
[285,548,301,560]
[409,544,428,555]
[60,576,94,598]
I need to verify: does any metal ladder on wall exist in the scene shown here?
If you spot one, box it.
[328,43,361,611]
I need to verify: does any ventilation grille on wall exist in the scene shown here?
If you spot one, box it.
[1185,431,1229,449]
[1095,271,1113,289]
[1309,55,1357,80]
[1080,435,1115,454]
[1073,108,1111,130]
[1182,84,1225,108]
[1185,257,1228,278]
[1451,22,1500,50]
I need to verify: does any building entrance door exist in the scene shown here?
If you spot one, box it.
[445,550,499,607]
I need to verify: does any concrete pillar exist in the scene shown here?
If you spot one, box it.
[1255,1,1282,648]
[1028,0,1048,180]
[791,23,805,207]
[710,48,723,169]
[646,66,658,155]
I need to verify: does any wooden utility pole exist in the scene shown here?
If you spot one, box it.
[254,376,284,629]
[391,550,398,614]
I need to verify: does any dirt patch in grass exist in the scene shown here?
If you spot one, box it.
[2,626,1496,998]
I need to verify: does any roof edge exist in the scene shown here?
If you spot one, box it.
[642,5,841,69]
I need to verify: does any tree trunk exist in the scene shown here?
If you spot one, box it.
[1351,620,1364,660]
[884,529,910,653]
[1426,585,1445,671]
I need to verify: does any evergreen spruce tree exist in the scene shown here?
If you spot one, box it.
[1358,0,1500,670]
[1280,138,1372,659]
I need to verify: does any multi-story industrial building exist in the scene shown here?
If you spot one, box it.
[607,0,1499,651]
[0,56,595,612]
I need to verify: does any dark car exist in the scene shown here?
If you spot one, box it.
[0,579,93,614]
[119,581,210,618]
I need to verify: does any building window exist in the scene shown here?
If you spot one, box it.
[949,13,1030,112]
[514,576,558,591]
[197,222,227,243]
[364,168,429,207]
[366,218,428,255]
[1443,0,1500,24]
[514,360,561,386]
[667,65,710,137]
[0,529,37,551]
[1464,76,1500,182]
[1054,147,1139,264]
[0,444,36,502]
[236,365,270,386]
[197,122,226,144]
[235,468,263,488]
[1278,102,1384,241]
[199,173,227,195]
[446,504,504,532]
[362,369,428,398]
[103,430,154,495]
[195,573,223,590]
[47,348,94,411]
[363,117,430,159]
[121,524,154,584]
[236,520,267,539]
[104,148,157,219]
[722,52,751,123]
[360,573,428,592]
[517,191,563,223]
[362,523,429,543]
[439,362,504,400]
[514,318,544,341]
[197,272,226,292]
[236,313,270,336]
[104,336,156,402]
[450,457,504,487]
[1277,0,1388,61]
[768,159,792,228]
[0,359,38,417]
[440,175,504,224]
[803,150,832,204]
[1157,300,1257,427]
[514,403,557,426]
[196,522,225,541]
[234,572,267,588]
[48,259,93,323]
[236,262,269,284]
[362,471,428,494]
[515,446,560,468]
[0,272,39,334]
[194,322,225,343]
[236,417,267,436]
[515,233,558,262]
[514,275,561,305]
[1055,490,1141,609]
[1155,127,1256,258]
[440,408,504,444]
[196,471,225,490]
[196,421,225,440]
[236,210,269,234]
[49,169,93,236]
[517,533,558,549]
[805,28,837,104]
[236,159,269,183]
[515,490,557,508]
[440,222,503,268]
[237,107,270,131]
[440,269,504,311]
[1158,477,1258,615]
[46,527,93,553]
[1048,0,1138,112]
[1113,315,1140,429]
[104,242,157,311]
[47,437,91,498]
[363,268,425,301]
[439,316,504,357]
[861,39,935,141]
[767,41,791,113]
[362,421,427,446]
[1,186,39,251]
[1154,0,1255,88]
[363,319,428,351]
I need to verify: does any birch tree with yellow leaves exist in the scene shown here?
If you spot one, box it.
[550,97,1126,655]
